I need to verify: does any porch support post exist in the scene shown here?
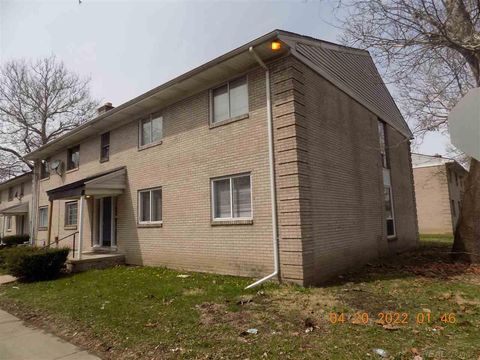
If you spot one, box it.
[47,199,53,246]
[77,195,85,260]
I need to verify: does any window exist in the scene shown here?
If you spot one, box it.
[378,120,389,168]
[379,119,395,238]
[451,199,456,217]
[65,201,78,227]
[140,116,163,147]
[6,216,11,230]
[67,145,80,170]
[384,186,395,237]
[40,159,50,179]
[138,187,162,223]
[100,132,110,162]
[39,206,48,228]
[20,183,24,197]
[212,174,252,219]
[455,173,459,186]
[211,76,248,123]
[8,187,14,201]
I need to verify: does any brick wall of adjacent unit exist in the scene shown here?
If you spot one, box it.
[413,163,466,235]
[0,179,32,238]
[35,66,276,278]
[413,165,452,234]
[270,58,418,285]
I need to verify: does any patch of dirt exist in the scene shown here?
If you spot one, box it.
[196,302,248,328]
[405,262,480,279]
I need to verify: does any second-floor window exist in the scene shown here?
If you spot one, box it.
[65,201,78,227]
[211,76,248,123]
[378,120,389,169]
[20,183,24,197]
[8,187,14,201]
[100,132,110,162]
[67,145,80,170]
[40,159,50,179]
[140,116,163,147]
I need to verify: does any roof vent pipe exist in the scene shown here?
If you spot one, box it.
[245,46,280,289]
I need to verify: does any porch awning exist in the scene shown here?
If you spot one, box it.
[47,167,126,201]
[0,202,29,215]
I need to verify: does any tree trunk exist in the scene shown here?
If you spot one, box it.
[452,158,480,262]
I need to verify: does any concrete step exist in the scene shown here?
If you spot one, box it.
[66,253,125,273]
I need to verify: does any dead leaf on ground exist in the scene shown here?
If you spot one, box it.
[382,324,401,331]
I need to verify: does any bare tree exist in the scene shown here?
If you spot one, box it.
[338,0,480,261]
[0,55,98,180]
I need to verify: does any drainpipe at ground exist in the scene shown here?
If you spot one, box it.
[245,46,280,289]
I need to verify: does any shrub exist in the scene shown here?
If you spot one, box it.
[1,235,30,247]
[1,247,69,281]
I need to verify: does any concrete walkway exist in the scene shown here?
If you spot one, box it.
[0,275,17,285]
[0,309,101,360]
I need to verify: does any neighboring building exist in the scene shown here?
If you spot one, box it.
[25,30,418,285]
[412,153,467,235]
[0,172,33,239]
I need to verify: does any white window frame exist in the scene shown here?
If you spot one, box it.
[6,216,11,231]
[38,206,49,228]
[210,76,249,124]
[65,201,78,227]
[137,187,163,224]
[384,184,396,238]
[139,115,163,148]
[211,173,253,221]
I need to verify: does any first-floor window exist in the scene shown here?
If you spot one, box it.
[65,201,78,227]
[212,174,252,219]
[39,206,48,228]
[138,187,162,223]
[384,186,395,237]
[6,216,11,230]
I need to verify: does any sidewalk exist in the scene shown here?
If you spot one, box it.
[0,309,100,360]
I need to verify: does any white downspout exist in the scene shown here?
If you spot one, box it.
[245,46,280,289]
[78,195,85,260]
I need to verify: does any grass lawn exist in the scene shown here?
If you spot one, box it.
[0,236,479,359]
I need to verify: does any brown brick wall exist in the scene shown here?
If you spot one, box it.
[413,164,466,235]
[33,54,418,284]
[35,66,276,278]
[273,60,418,285]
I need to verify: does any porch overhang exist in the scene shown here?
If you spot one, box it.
[0,202,29,215]
[46,167,126,201]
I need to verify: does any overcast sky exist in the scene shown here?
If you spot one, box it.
[0,0,449,155]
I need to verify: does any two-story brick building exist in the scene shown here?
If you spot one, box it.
[25,30,418,285]
[412,153,467,235]
[0,172,32,240]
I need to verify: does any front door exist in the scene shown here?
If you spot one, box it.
[99,197,114,247]
[16,215,25,235]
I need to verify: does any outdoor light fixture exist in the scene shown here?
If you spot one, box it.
[271,40,281,51]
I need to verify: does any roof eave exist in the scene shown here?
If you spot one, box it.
[24,30,287,161]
